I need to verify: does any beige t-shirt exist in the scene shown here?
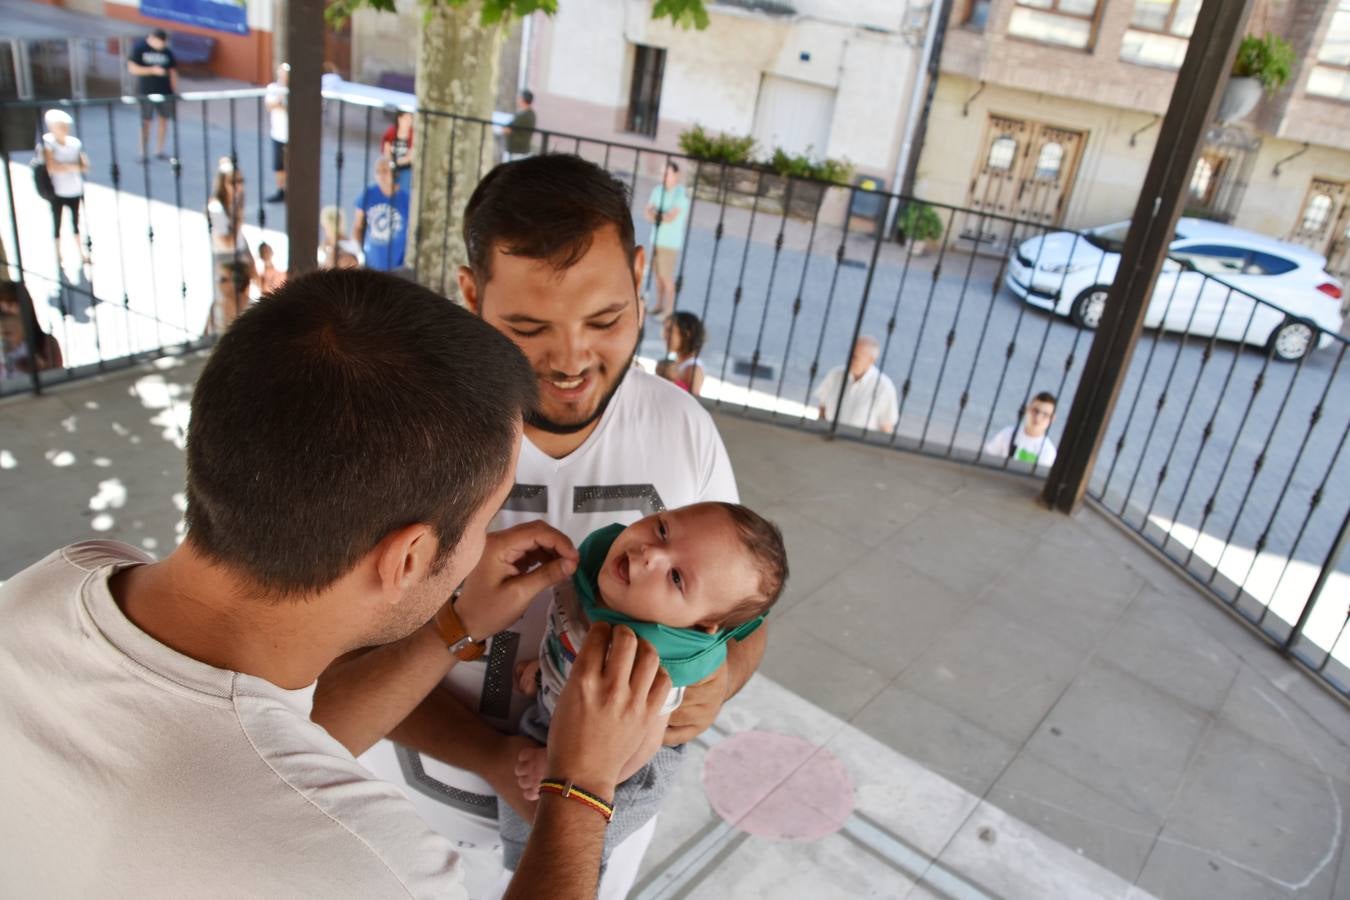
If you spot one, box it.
[0,542,467,899]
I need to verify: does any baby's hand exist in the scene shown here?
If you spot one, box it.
[515,658,541,698]
[515,744,549,800]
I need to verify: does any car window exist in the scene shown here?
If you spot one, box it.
[1087,223,1188,254]
[1243,251,1298,276]
[1171,244,1248,276]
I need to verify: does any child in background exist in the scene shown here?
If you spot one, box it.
[258,242,286,294]
[654,311,705,396]
[496,501,788,873]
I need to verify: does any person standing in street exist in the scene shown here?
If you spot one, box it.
[814,335,899,434]
[127,29,178,162]
[41,109,90,269]
[264,63,289,204]
[644,161,687,317]
[381,110,415,196]
[353,157,409,272]
[206,157,257,333]
[503,89,536,161]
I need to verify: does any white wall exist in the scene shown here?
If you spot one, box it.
[533,0,919,176]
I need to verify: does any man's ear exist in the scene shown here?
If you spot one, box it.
[457,266,481,315]
[373,523,438,601]
[632,244,646,294]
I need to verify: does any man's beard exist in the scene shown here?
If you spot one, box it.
[527,337,639,435]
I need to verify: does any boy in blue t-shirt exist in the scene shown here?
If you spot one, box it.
[353,157,409,271]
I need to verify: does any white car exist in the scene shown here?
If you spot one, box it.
[1004,218,1345,361]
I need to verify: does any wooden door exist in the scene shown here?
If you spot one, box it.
[963,116,1084,252]
[1289,178,1350,289]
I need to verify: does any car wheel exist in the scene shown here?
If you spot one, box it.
[1070,286,1109,330]
[1267,318,1315,362]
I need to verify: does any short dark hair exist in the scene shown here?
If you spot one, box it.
[666,160,679,174]
[520,89,534,104]
[462,154,636,286]
[713,502,789,629]
[185,268,536,595]
[668,311,704,357]
[1032,391,1057,409]
[150,28,167,40]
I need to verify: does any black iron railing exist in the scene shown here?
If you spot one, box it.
[2,90,1346,699]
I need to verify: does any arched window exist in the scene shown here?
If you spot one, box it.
[1034,142,1064,180]
[1189,157,1215,202]
[1301,194,1333,233]
[987,136,1017,171]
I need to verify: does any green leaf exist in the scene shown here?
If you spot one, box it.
[652,0,710,30]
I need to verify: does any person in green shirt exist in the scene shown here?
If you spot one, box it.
[504,90,537,160]
[645,162,688,317]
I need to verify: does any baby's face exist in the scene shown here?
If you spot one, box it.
[595,503,760,633]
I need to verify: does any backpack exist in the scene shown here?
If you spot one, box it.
[31,139,55,203]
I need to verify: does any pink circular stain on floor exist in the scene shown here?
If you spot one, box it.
[701,730,854,841]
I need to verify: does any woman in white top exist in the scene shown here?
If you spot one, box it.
[42,109,90,267]
[205,157,258,333]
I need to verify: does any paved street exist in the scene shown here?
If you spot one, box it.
[2,90,1346,677]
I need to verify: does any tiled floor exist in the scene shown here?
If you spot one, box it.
[2,357,1348,898]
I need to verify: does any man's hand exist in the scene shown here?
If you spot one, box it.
[663,626,767,745]
[664,662,727,745]
[454,520,579,641]
[547,623,671,794]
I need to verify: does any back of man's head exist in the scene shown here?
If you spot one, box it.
[462,154,635,287]
[185,268,536,595]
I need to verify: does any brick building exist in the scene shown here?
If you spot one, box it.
[914,0,1350,283]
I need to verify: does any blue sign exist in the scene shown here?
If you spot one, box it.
[140,0,249,36]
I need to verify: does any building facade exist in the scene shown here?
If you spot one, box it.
[518,0,931,189]
[915,0,1350,283]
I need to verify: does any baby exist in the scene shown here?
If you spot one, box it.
[496,501,788,870]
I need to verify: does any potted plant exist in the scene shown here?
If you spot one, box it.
[761,148,854,219]
[898,201,944,255]
[678,126,758,201]
[1220,33,1294,122]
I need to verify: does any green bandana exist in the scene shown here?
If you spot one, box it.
[573,523,766,687]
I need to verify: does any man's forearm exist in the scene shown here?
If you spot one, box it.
[504,796,605,900]
[724,625,767,700]
[311,621,453,756]
[385,680,505,776]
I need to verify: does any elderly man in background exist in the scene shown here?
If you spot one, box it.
[815,335,900,434]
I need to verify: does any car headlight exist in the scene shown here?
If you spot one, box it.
[1042,262,1090,274]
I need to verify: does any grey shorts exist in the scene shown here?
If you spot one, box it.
[138,97,176,121]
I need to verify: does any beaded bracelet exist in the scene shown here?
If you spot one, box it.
[538,779,614,823]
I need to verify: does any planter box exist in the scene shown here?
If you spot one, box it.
[690,164,829,220]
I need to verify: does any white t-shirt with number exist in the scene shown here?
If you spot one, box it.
[358,367,737,845]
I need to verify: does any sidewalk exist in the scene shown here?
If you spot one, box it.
[2,356,1346,898]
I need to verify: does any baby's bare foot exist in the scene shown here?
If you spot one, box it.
[515,658,541,697]
[514,745,548,800]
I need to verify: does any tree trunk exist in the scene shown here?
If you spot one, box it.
[410,2,504,300]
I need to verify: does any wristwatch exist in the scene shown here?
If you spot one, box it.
[434,594,486,662]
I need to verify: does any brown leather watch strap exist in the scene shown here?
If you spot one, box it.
[434,600,486,662]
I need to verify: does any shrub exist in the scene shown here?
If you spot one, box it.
[898,202,944,243]
[767,147,854,184]
[678,125,757,165]
[1232,33,1294,93]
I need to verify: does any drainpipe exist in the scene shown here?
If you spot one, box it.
[886,0,949,235]
[517,12,533,96]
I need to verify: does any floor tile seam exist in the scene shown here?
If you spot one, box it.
[985,784,1166,889]
[1132,669,1238,888]
[773,598,929,685]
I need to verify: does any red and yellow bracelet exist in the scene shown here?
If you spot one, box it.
[538,779,614,824]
